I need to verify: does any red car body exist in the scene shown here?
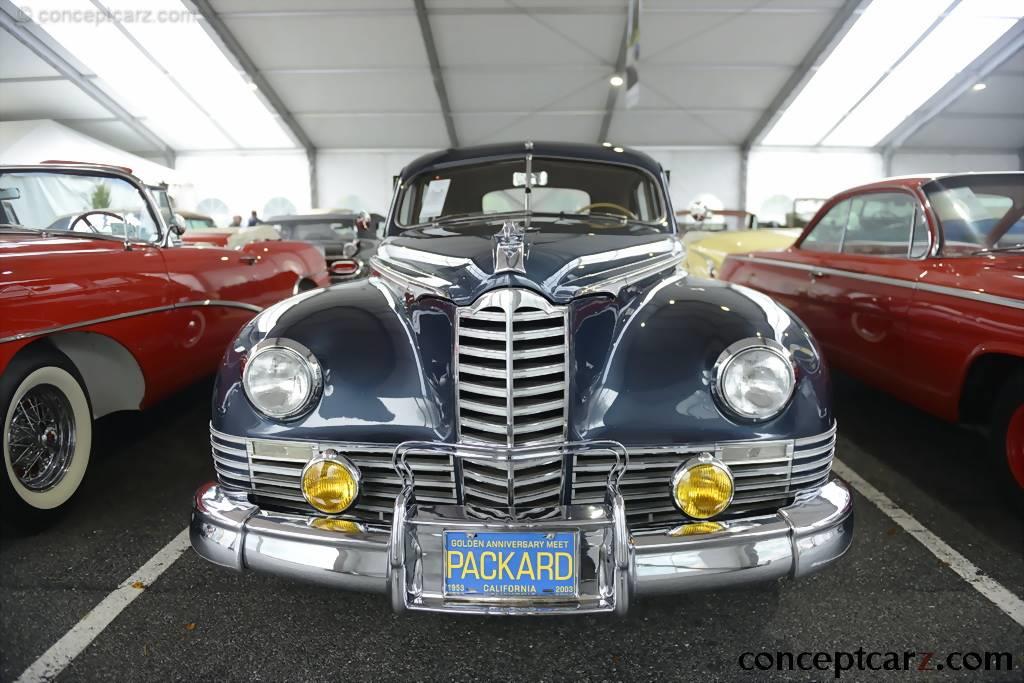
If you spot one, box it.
[0,163,329,415]
[720,173,1024,488]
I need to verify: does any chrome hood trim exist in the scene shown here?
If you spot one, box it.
[371,234,683,304]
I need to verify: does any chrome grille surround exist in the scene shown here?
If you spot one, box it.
[455,288,568,508]
[210,424,837,528]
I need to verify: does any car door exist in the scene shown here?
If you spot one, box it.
[726,197,853,353]
[818,190,929,394]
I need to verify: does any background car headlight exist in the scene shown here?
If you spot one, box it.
[672,456,734,519]
[714,338,795,420]
[243,340,321,418]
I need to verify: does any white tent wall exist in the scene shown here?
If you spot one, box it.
[316,149,432,215]
[746,148,885,225]
[0,119,181,186]
[640,148,742,218]
[171,151,311,224]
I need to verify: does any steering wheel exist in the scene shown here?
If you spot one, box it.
[68,210,126,234]
[576,202,637,220]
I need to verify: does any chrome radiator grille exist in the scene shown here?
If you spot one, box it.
[571,427,837,527]
[456,289,567,447]
[461,453,564,509]
[211,431,457,523]
[212,426,836,527]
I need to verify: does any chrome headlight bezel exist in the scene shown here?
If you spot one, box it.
[242,338,322,420]
[712,337,796,422]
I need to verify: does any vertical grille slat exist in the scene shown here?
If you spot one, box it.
[456,289,568,508]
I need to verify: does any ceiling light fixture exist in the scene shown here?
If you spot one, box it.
[609,75,624,87]
[602,141,613,147]
[972,82,988,91]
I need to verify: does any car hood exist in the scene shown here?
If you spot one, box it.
[373,228,682,305]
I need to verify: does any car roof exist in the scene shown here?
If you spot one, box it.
[401,141,665,179]
[841,171,1024,195]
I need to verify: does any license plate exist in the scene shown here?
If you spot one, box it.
[443,531,578,598]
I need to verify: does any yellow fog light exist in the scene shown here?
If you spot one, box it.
[301,457,360,514]
[671,455,734,519]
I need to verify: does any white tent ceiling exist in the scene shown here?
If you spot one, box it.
[0,0,1021,156]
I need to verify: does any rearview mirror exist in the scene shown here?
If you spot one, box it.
[513,171,548,188]
[0,187,20,200]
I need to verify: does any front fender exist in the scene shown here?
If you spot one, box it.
[213,280,456,442]
[570,275,831,444]
[216,275,830,446]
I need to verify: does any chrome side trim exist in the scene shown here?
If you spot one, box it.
[730,256,1024,311]
[0,299,263,345]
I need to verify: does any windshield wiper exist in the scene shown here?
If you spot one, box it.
[403,210,533,229]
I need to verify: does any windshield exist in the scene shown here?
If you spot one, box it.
[925,175,1023,254]
[275,222,356,241]
[395,158,667,234]
[0,170,161,242]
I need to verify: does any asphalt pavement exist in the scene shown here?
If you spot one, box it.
[1,373,1022,682]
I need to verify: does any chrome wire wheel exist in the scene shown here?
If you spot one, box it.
[6,384,77,491]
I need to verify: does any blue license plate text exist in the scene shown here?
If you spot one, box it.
[443,531,577,598]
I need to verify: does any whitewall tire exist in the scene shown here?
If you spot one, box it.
[2,352,92,519]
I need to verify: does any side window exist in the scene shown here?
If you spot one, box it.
[842,192,917,258]
[801,199,850,253]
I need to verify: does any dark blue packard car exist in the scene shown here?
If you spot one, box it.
[191,142,852,615]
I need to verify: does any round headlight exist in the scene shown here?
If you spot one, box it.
[714,339,795,420]
[672,456,734,519]
[301,457,360,514]
[243,341,321,419]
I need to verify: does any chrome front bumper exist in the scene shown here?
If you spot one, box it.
[190,477,853,615]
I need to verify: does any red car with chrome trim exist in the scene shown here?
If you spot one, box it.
[720,172,1024,495]
[0,163,329,525]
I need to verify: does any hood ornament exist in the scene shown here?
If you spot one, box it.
[493,220,527,274]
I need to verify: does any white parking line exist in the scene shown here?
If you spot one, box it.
[16,527,192,683]
[833,459,1024,628]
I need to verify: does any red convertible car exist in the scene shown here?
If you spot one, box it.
[720,172,1024,494]
[0,163,329,524]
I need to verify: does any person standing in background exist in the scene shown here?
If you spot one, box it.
[229,215,242,227]
[247,210,260,227]
[355,210,371,232]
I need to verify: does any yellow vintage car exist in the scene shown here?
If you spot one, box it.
[683,227,803,278]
